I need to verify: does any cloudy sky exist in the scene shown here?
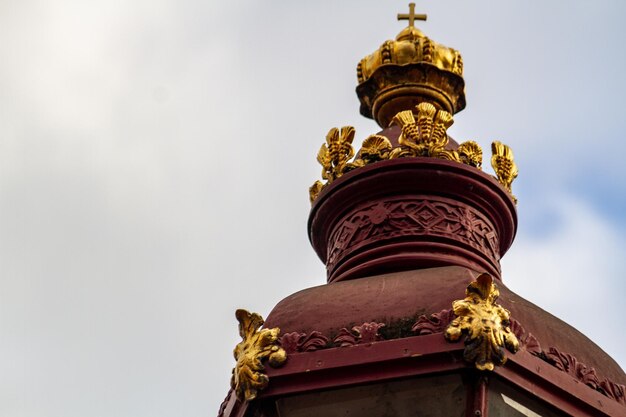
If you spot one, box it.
[0,1,625,416]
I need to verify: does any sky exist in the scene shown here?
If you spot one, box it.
[0,1,625,416]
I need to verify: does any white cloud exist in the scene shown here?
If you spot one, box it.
[502,194,626,369]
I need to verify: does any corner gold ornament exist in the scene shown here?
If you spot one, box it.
[317,126,358,183]
[491,141,518,202]
[231,309,286,402]
[309,126,359,202]
[445,273,519,371]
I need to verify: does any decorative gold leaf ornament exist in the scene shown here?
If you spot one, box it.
[309,104,520,204]
[491,141,518,199]
[391,110,422,156]
[389,103,458,161]
[445,273,519,371]
[231,309,286,402]
[317,126,358,182]
[310,126,362,202]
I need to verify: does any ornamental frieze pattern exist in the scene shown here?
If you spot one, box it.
[279,322,386,353]
[260,313,625,407]
[544,347,625,405]
[326,198,500,269]
[228,305,625,408]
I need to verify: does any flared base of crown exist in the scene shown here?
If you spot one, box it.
[356,63,466,127]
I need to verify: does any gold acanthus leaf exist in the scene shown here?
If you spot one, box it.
[445,273,520,371]
[491,141,518,201]
[231,309,287,402]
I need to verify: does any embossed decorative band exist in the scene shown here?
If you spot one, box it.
[326,197,500,273]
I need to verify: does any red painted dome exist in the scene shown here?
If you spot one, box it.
[265,266,626,385]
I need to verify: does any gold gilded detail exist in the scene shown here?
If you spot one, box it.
[309,105,519,204]
[458,141,483,168]
[309,180,325,203]
[231,309,286,402]
[491,141,518,200]
[357,135,393,164]
[445,273,520,371]
[310,126,360,202]
[317,126,358,183]
[356,4,465,127]
[357,7,463,86]
[389,103,455,160]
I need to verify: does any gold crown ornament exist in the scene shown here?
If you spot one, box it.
[356,3,465,127]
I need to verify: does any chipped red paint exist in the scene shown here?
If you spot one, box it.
[352,322,386,343]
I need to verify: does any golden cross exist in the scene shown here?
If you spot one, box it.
[397,3,427,28]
